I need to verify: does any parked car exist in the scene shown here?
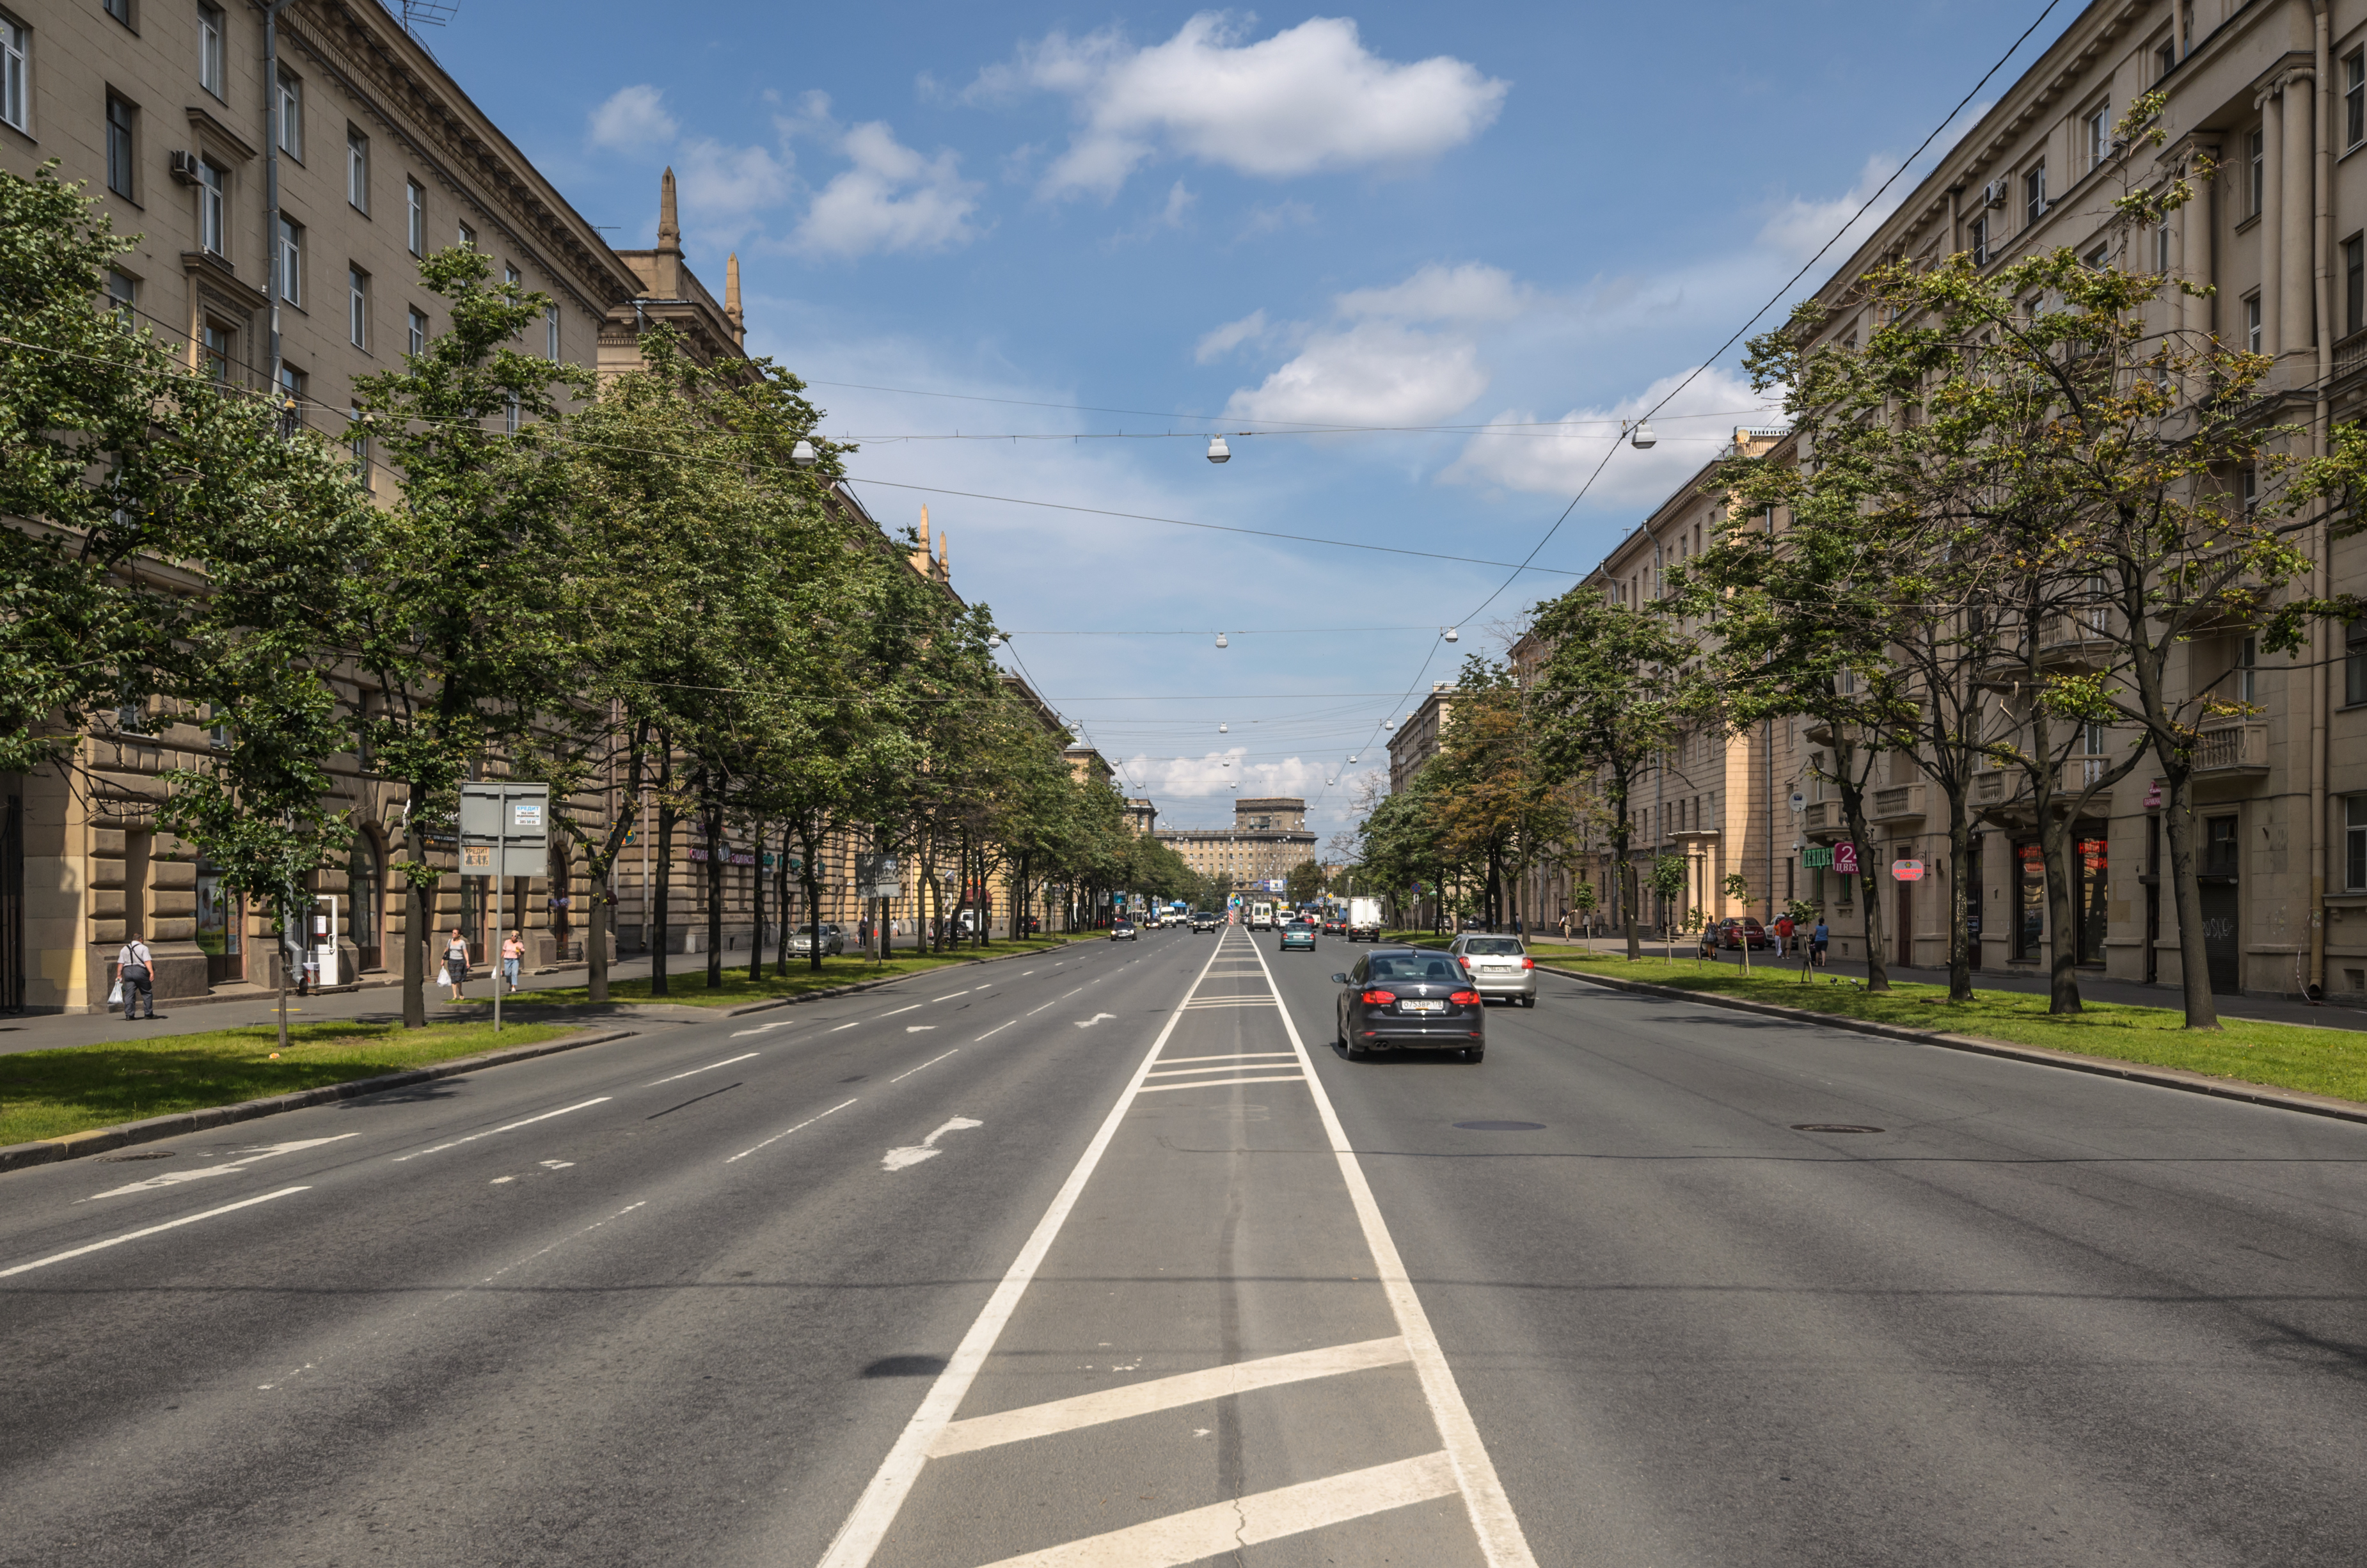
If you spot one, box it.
[785,923,846,957]
[1110,919,1138,942]
[1330,947,1485,1061]
[1279,920,1317,952]
[1713,917,1770,951]
[1191,910,1219,932]
[1448,934,1536,1006]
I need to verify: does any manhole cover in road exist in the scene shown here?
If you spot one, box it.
[1454,1121,1546,1132]
[98,1148,175,1161]
[1791,1124,1884,1134]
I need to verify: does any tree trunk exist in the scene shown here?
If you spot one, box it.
[1836,761,1888,992]
[703,799,725,990]
[1943,784,1975,1004]
[2161,767,2221,1029]
[402,813,427,1028]
[651,793,674,997]
[748,817,766,984]
[775,826,791,977]
[587,861,610,1002]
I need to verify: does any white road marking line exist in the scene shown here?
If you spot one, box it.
[1060,987,1083,998]
[930,1336,1409,1457]
[1073,1013,1117,1029]
[489,1176,515,1184]
[1145,1061,1297,1077]
[1019,970,1035,976]
[1025,1001,1057,1017]
[975,1020,1015,1041]
[83,1133,360,1200]
[647,1052,759,1085]
[973,1452,1457,1568]
[816,932,1236,1568]
[724,1098,859,1163]
[729,1020,795,1038]
[905,1025,937,1034]
[1246,937,1538,1565]
[889,1050,958,1083]
[538,1160,574,1169]
[830,1021,862,1032]
[880,1115,982,1171]
[1136,1074,1307,1093]
[390,1098,614,1162]
[932,990,972,1001]
[1154,1052,1298,1066]
[881,1004,922,1017]
[0,1187,310,1279]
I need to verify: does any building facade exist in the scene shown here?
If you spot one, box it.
[1155,798,1318,896]
[1386,685,1457,795]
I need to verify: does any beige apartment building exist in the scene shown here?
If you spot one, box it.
[1386,684,1458,794]
[1155,798,1318,896]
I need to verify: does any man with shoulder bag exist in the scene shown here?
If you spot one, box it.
[116,937,157,1019]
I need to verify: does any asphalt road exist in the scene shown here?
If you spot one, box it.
[3,924,2362,1566]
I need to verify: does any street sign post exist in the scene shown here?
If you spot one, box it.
[1788,790,1805,812]
[460,782,550,1034]
[1834,843,1860,876]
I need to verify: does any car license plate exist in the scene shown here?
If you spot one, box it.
[1398,999,1446,1013]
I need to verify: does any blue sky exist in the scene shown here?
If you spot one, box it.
[428,1,2075,848]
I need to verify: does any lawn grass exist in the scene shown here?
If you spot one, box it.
[1533,951,2367,1106]
[0,1019,576,1145]
[503,934,1091,1010]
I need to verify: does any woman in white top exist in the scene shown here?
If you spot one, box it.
[443,928,471,1001]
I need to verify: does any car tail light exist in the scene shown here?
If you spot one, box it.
[1521,956,1535,970]
[1450,989,1483,1005]
[1360,990,1395,1006]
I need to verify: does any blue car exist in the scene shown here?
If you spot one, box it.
[1279,920,1317,952]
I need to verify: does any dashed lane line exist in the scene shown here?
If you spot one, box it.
[889,1050,959,1084]
[724,1098,859,1164]
[647,1052,759,1084]
[0,1188,312,1279]
[390,1098,614,1163]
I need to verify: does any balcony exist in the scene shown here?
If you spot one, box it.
[2034,612,2115,672]
[1972,767,2032,822]
[2192,720,2269,779]
[1869,783,1926,823]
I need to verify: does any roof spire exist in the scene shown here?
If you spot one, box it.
[724,251,744,343]
[658,166,680,249]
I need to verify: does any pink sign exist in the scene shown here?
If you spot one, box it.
[1834,842,1860,876]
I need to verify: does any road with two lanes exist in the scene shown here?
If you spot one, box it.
[3,925,2362,1565]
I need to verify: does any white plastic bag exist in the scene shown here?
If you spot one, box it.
[108,978,124,1006]
[436,965,450,988]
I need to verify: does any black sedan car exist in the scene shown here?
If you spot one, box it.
[1331,947,1485,1061]
[1279,919,1317,952]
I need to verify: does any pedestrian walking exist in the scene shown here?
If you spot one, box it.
[1810,919,1830,970]
[441,928,471,1001]
[1773,914,1793,960]
[501,930,525,995]
[115,935,157,1019]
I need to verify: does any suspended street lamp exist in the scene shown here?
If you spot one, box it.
[1207,435,1231,464]
[1627,419,1656,450]
[791,438,819,467]
[1443,626,1459,643]
[1215,631,1228,648]
[1219,722,1228,733]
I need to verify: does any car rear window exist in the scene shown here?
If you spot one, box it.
[1461,938,1523,956]
[1366,956,1460,980]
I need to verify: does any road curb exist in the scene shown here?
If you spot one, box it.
[0,1027,640,1176]
[1540,964,2367,1127]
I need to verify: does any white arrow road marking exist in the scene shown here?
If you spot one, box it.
[390,1098,612,1162]
[647,1051,759,1083]
[1,1187,311,1278]
[83,1133,359,1200]
[881,1116,981,1172]
[1073,1013,1117,1029]
[730,1017,798,1037]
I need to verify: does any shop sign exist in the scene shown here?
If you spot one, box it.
[1801,846,1833,869]
[2143,781,2162,811]
[1891,859,1926,882]
[1834,843,1860,876]
[688,848,757,866]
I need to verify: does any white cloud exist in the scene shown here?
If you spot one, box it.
[1235,200,1315,242]
[793,122,983,260]
[1439,365,1787,503]
[976,13,1508,199]
[1224,321,1488,426]
[589,84,678,151]
[1194,308,1269,363]
[676,138,791,219]
[1757,154,1903,265]
[1333,262,1530,324]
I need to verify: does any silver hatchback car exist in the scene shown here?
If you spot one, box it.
[1448,935,1536,1006]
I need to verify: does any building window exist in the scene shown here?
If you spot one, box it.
[0,15,24,134]
[504,392,519,434]
[2251,128,2266,215]
[2348,620,2367,706]
[201,321,232,381]
[197,3,223,97]
[2350,49,2366,149]
[2350,235,2365,338]
[346,127,368,212]
[104,0,131,26]
[2236,636,2258,705]
[106,268,137,326]
[105,93,138,198]
[2245,292,2263,354]
[406,306,426,356]
[275,215,302,305]
[274,70,300,160]
[347,265,368,347]
[2348,796,2367,891]
[198,157,226,255]
[457,221,475,249]
[2156,220,2172,274]
[2084,241,2108,271]
[276,363,305,433]
[545,302,560,360]
[2085,105,2110,170]
[405,178,424,255]
[503,262,520,289]
[2024,162,2046,226]
[2156,40,2175,81]
[1969,214,1988,266]
[348,408,372,490]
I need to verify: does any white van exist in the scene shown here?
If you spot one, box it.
[1249,901,1275,930]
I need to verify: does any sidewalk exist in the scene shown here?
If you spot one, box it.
[1517,933,2367,1034]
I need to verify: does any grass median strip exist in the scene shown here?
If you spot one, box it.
[1537,953,2367,1106]
[502,936,1090,1010]
[0,1020,573,1146]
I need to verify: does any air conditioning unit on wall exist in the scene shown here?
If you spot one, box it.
[168,150,205,186]
[1982,179,2010,209]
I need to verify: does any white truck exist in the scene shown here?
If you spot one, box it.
[1346,897,1384,942]
[1249,900,1275,930]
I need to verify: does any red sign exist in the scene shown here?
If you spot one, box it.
[1834,842,1860,876]
[2143,782,2162,811]
[1891,859,1926,882]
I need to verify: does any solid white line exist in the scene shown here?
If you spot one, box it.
[974,1452,1457,1567]
[390,1098,614,1162]
[815,930,1237,1568]
[1135,1073,1307,1093]
[889,1050,959,1083]
[932,990,972,1001]
[975,1020,1015,1041]
[647,1052,759,1085]
[724,1098,859,1163]
[1245,937,1537,1565]
[1154,1052,1299,1065]
[930,1336,1409,1456]
[880,1004,922,1018]
[0,1187,311,1279]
